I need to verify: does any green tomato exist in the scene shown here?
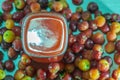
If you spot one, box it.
[0,12,2,16]
[48,1,54,9]
[3,30,15,43]
[0,69,6,79]
[78,59,90,71]
[14,0,25,9]
[60,0,68,9]
[76,6,83,13]
[0,35,2,43]
[22,76,32,80]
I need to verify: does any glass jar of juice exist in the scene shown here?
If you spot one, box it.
[21,12,68,63]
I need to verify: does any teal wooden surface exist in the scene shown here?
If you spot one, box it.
[0,0,120,79]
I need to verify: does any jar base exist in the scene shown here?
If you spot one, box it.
[31,55,63,63]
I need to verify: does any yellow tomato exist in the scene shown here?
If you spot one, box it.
[5,19,14,29]
[78,59,90,71]
[95,16,106,27]
[111,22,120,34]
[89,68,100,80]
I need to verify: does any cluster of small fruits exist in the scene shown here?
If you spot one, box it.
[0,0,120,80]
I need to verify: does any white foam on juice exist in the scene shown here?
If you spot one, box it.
[27,18,58,52]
